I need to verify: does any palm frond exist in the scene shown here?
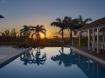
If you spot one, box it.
[56,18,61,22]
[0,14,4,18]
[84,18,92,23]
[51,22,57,26]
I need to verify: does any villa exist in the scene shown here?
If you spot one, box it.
[77,17,105,53]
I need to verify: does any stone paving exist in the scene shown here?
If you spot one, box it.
[0,46,31,68]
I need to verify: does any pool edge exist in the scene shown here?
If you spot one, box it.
[71,47,105,66]
[0,47,32,69]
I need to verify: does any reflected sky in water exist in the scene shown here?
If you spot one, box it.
[0,47,105,78]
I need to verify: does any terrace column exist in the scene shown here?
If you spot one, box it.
[88,29,90,50]
[96,28,99,53]
[102,32,105,50]
[92,28,95,51]
[78,31,81,47]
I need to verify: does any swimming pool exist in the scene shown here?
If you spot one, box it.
[0,47,105,78]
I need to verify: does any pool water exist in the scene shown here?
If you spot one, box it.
[0,47,105,78]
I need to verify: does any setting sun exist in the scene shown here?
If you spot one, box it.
[40,33,45,38]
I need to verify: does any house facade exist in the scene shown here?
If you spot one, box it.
[78,17,105,53]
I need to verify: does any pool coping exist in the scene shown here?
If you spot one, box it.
[71,47,105,66]
[0,47,32,69]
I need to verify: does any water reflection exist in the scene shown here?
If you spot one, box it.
[51,47,105,78]
[20,47,47,66]
[0,47,105,78]
[51,47,76,67]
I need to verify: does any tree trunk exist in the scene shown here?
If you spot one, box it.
[69,29,72,45]
[37,32,40,46]
[61,29,64,39]
[61,29,64,45]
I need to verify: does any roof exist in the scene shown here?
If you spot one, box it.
[79,17,105,30]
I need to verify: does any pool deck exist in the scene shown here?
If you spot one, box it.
[71,47,105,66]
[0,47,32,68]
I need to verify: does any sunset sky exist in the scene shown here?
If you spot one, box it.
[0,0,105,38]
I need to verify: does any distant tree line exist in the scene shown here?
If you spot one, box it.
[0,15,92,47]
[0,25,46,47]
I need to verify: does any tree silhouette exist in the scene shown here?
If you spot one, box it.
[63,16,74,44]
[51,18,67,41]
[63,15,92,45]
[30,25,46,45]
[20,25,31,39]
[78,15,92,27]
[2,29,10,37]
[51,16,79,45]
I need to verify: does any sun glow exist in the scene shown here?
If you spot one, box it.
[40,33,45,38]
[46,32,53,39]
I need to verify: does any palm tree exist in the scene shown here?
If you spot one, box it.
[60,16,78,45]
[78,15,92,27]
[31,25,46,41]
[69,18,80,44]
[63,16,73,40]
[20,25,31,39]
[2,29,10,37]
[64,15,92,45]
[51,18,67,43]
